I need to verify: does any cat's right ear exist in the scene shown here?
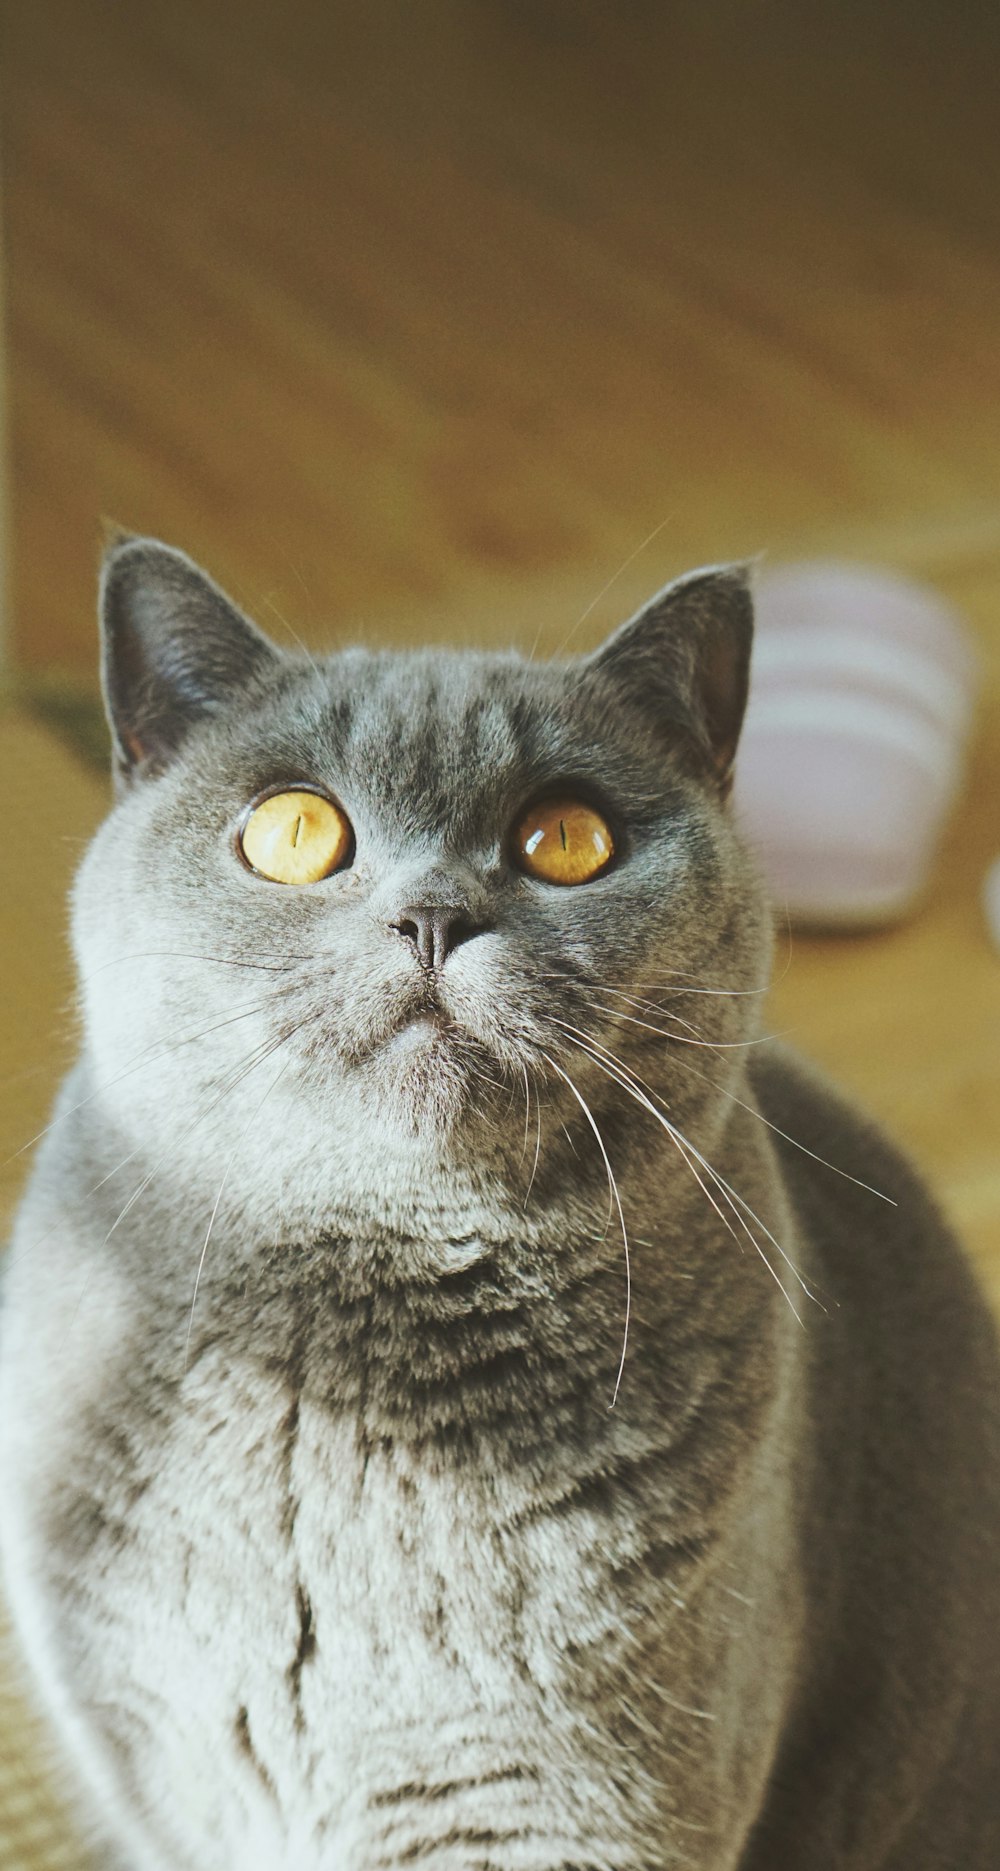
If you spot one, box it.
[99,537,281,785]
[582,563,754,791]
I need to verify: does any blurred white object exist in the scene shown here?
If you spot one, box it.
[735,562,978,928]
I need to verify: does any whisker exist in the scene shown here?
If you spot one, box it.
[666,1055,897,1206]
[583,992,708,1044]
[0,994,285,1176]
[657,1109,817,1317]
[586,1004,787,1052]
[552,1022,818,1320]
[52,1025,306,1350]
[258,589,324,678]
[518,1064,532,1170]
[535,972,772,1003]
[536,975,890,1211]
[524,1067,543,1209]
[500,1069,521,1123]
[549,513,678,659]
[540,1050,632,1409]
[592,983,770,1008]
[560,1121,580,1159]
[87,1032,295,1253]
[183,1051,294,1371]
[553,1027,760,1281]
[584,1051,805,1321]
[20,1025,308,1287]
[77,948,319,984]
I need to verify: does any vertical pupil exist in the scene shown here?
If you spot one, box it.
[292,814,303,847]
[559,818,567,850]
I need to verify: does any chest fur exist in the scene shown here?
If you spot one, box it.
[60,1353,667,1868]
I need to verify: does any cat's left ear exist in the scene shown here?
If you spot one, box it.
[100,536,281,783]
[585,563,754,790]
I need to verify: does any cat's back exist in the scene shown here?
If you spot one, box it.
[744,1044,1000,1869]
[752,1041,1000,1417]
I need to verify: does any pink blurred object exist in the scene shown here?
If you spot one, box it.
[735,562,978,928]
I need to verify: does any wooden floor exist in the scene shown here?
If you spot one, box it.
[1,1,999,1862]
[4,0,998,1275]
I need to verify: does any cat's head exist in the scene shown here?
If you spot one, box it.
[72,539,768,1230]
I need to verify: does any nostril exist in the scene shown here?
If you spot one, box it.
[389,908,489,972]
[390,914,436,971]
[448,917,481,954]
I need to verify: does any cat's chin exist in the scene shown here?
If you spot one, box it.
[382,1010,449,1056]
[358,1014,504,1145]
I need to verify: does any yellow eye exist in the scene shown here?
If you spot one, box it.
[239,789,353,885]
[513,796,615,886]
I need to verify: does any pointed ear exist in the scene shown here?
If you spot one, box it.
[99,537,281,782]
[585,563,754,788]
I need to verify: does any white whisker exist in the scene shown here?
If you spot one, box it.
[258,589,324,678]
[536,971,771,1003]
[519,1063,532,1169]
[0,995,284,1176]
[590,1004,786,1052]
[553,1026,760,1279]
[541,1051,632,1409]
[524,1069,543,1208]
[183,1052,294,1371]
[666,1055,897,1206]
[52,1025,304,1354]
[77,948,310,984]
[536,971,892,1209]
[549,513,678,659]
[551,1021,819,1322]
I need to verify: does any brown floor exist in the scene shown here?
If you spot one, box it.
[2,1,1000,1863]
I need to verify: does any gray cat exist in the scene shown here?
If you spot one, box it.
[1,538,998,1870]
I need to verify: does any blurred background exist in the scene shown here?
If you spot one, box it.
[1,0,999,1862]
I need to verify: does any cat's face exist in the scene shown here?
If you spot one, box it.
[71,542,767,1228]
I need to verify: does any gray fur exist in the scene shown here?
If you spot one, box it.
[1,540,998,1869]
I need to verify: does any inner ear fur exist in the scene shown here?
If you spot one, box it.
[586,563,755,787]
[100,536,281,782]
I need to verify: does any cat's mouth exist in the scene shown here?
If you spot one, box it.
[330,977,513,1119]
[349,990,509,1136]
[370,983,472,1060]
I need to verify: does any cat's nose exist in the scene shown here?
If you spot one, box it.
[389,906,487,972]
